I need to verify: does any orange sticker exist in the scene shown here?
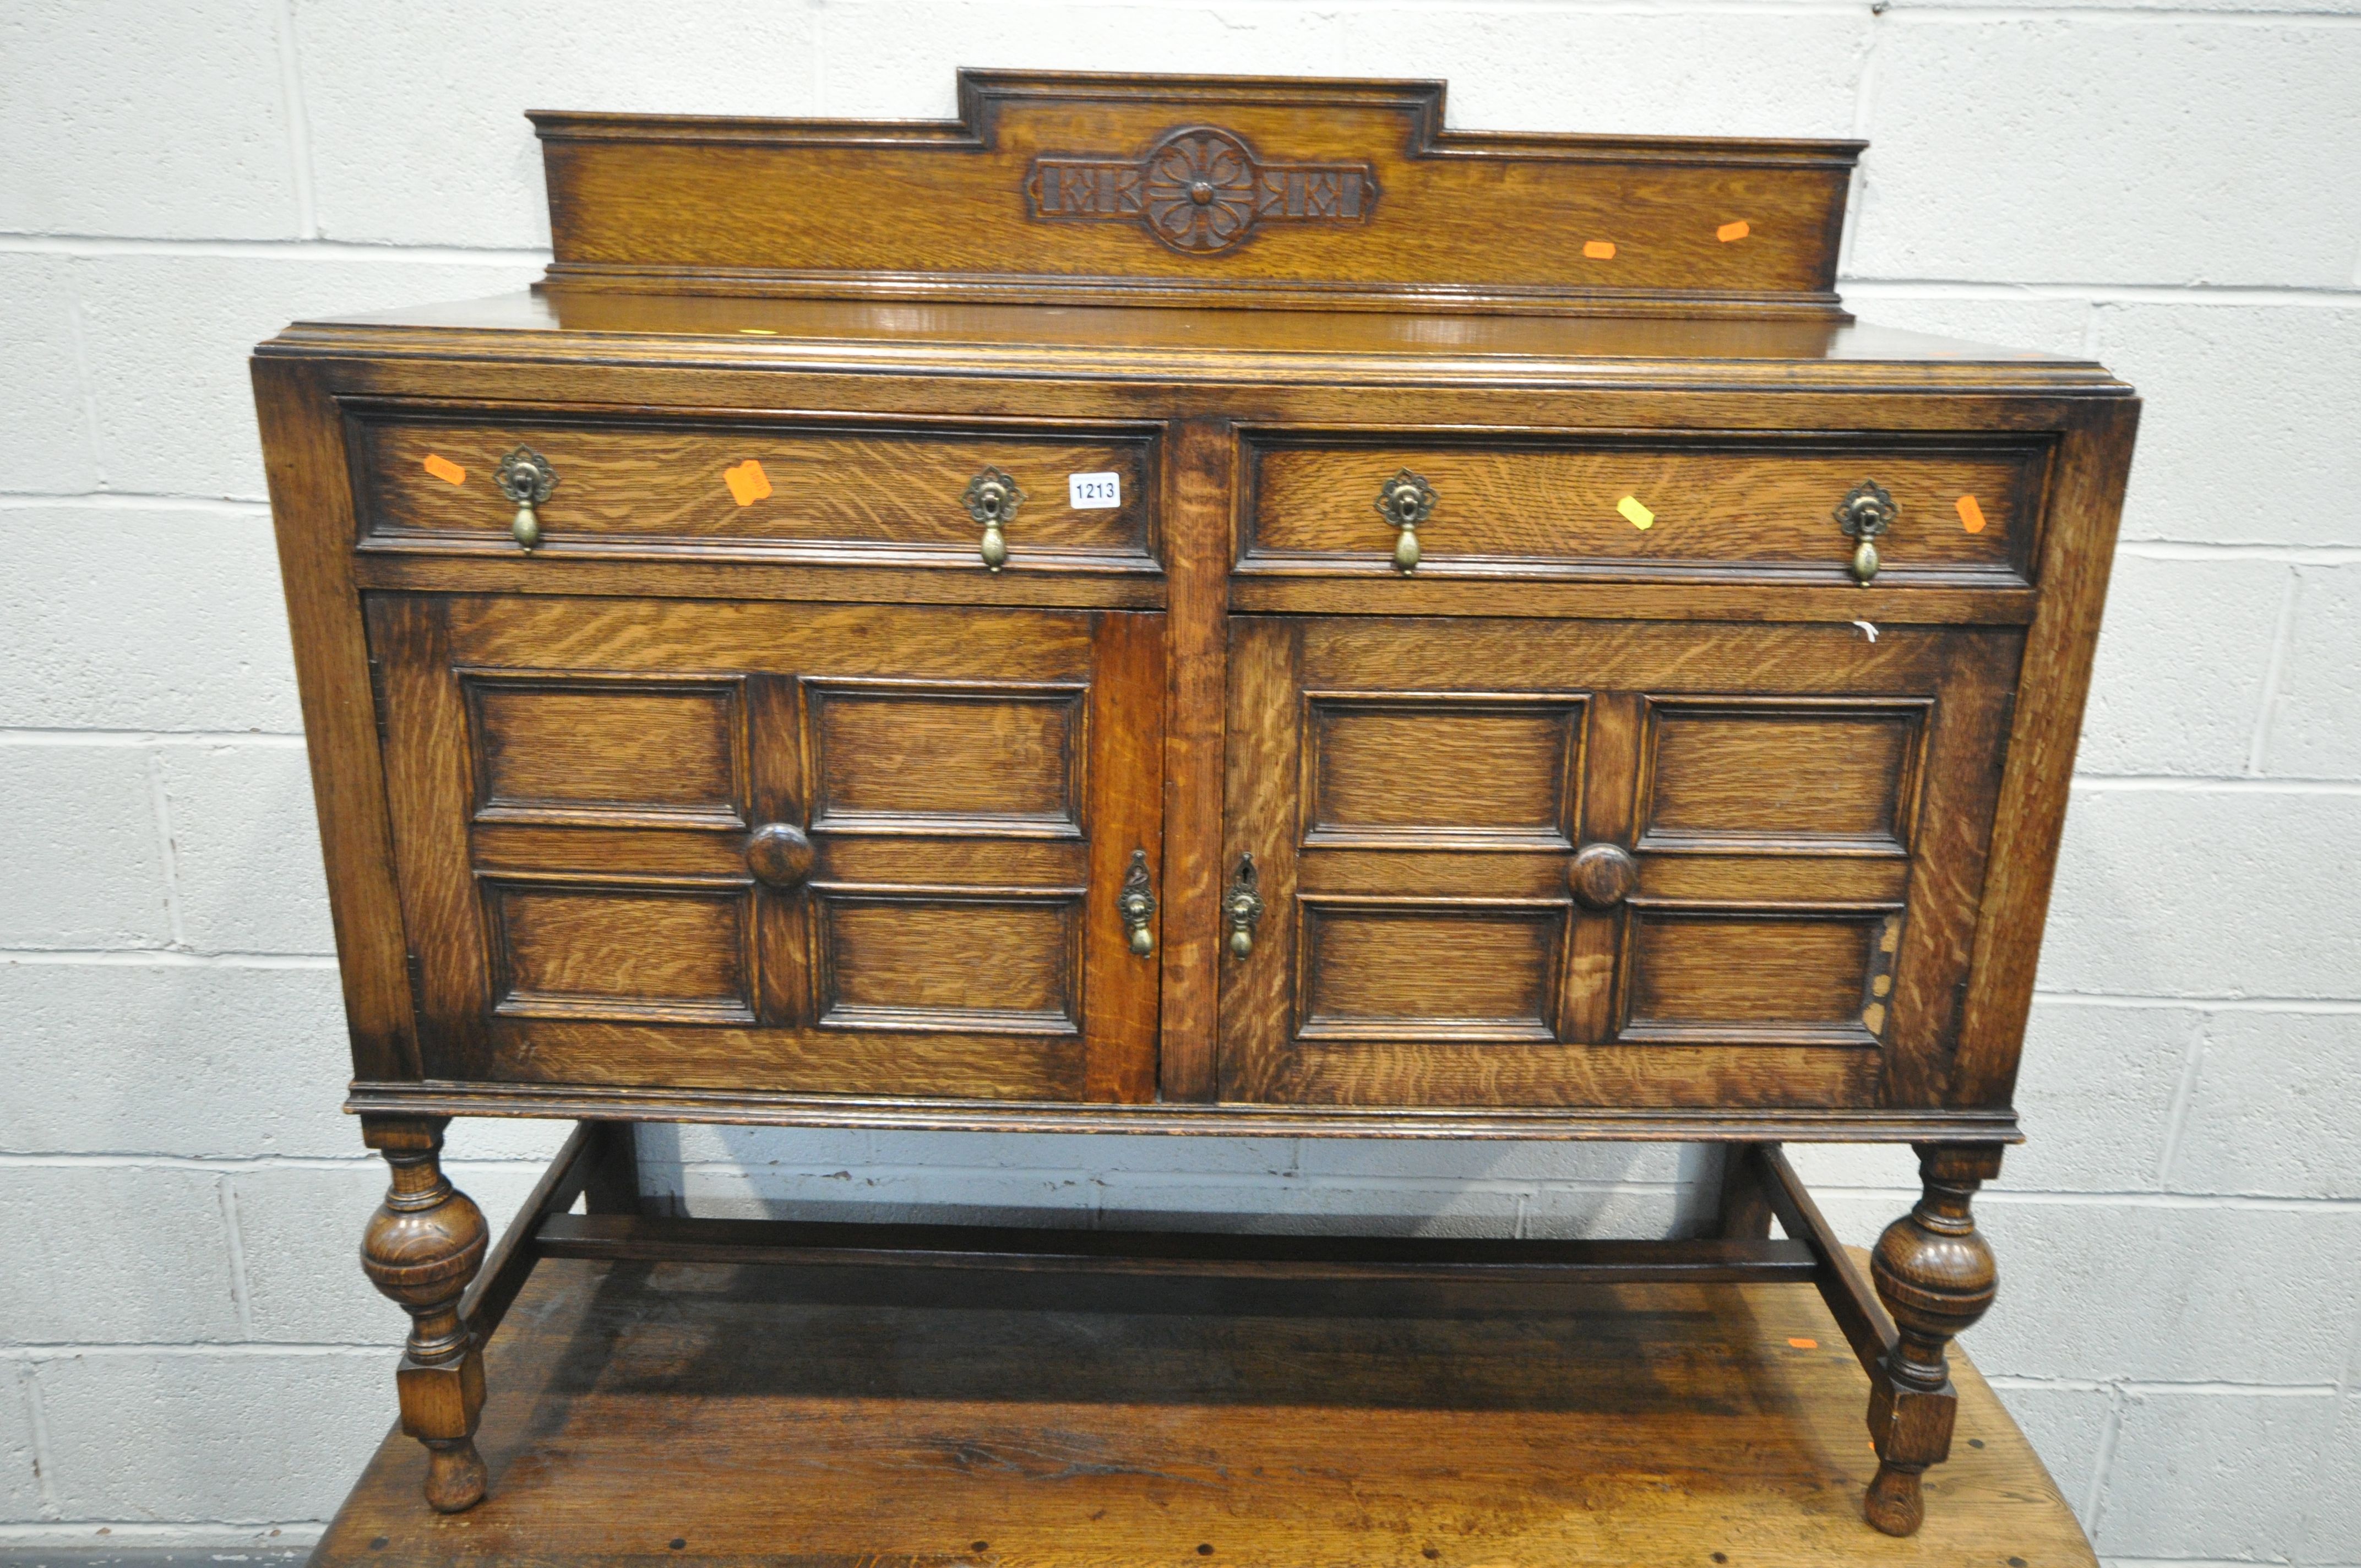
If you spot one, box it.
[1582,239,1617,260]
[1717,220,1751,243]
[1956,494,1988,533]
[723,459,773,508]
[422,454,466,486]
[1788,1337,1819,1350]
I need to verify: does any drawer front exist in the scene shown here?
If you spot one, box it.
[1217,614,2023,1109]
[1243,435,2048,586]
[368,592,1163,1101]
[354,412,1159,573]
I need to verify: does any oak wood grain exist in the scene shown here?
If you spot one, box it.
[1247,435,2043,585]
[368,593,1161,1100]
[253,75,2132,1536]
[1218,617,2015,1108]
[529,70,1862,317]
[252,360,419,1080]
[360,411,1158,574]
[312,1252,2093,1567]
[1155,419,1236,1101]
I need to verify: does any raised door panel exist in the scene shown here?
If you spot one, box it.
[1218,616,2020,1109]
[368,594,1162,1101]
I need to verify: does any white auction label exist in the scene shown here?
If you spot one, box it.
[1068,471,1121,509]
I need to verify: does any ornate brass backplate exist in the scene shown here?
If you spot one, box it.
[1118,848,1157,956]
[1223,854,1265,958]
[1835,479,1897,586]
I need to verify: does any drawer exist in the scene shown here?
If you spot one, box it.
[1241,434,2050,587]
[351,409,1160,573]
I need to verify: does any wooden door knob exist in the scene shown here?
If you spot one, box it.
[745,823,815,890]
[1569,842,1639,910]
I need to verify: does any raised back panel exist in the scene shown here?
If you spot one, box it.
[466,674,747,828]
[1638,699,1929,855]
[529,72,1861,317]
[805,680,1087,839]
[1303,694,1584,849]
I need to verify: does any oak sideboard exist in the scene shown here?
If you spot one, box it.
[252,70,2136,1538]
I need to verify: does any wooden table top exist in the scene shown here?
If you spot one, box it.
[313,1252,2092,1568]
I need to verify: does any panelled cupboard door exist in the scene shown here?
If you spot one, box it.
[366,593,1164,1102]
[1218,616,2023,1109]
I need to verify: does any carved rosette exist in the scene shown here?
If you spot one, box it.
[1144,130,1258,252]
[1028,126,1378,255]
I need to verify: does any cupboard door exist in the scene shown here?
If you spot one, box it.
[368,594,1163,1101]
[1218,616,2021,1108]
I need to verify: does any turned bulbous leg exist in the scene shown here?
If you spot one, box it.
[360,1116,491,1512]
[1863,1141,2002,1537]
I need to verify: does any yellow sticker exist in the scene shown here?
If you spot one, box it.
[1957,493,1988,533]
[723,459,773,508]
[737,328,778,335]
[1717,220,1751,243]
[1582,239,1617,260]
[1617,494,1655,531]
[422,454,466,486]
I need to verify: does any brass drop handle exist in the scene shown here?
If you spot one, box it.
[963,466,1025,573]
[1117,848,1156,956]
[1374,469,1437,573]
[744,823,815,891]
[1835,480,1897,587]
[1223,853,1265,958]
[1569,842,1639,911]
[496,446,558,551]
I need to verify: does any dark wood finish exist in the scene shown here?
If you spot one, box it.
[1156,417,1235,1101]
[455,1121,598,1345]
[355,407,1161,575]
[536,1210,1819,1283]
[1219,617,2017,1108]
[579,1120,641,1214]
[1244,433,2044,587]
[347,1082,2022,1141]
[1864,1143,2005,1536]
[253,361,419,1081]
[366,594,1164,1100]
[529,71,1862,318]
[1756,1142,1900,1375]
[253,72,2134,1533]
[1713,1141,1775,1239]
[311,1250,2095,1568]
[356,1116,490,1512]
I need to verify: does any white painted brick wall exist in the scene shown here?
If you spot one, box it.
[3,3,2357,1562]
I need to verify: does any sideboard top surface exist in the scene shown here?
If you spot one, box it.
[262,290,2125,400]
